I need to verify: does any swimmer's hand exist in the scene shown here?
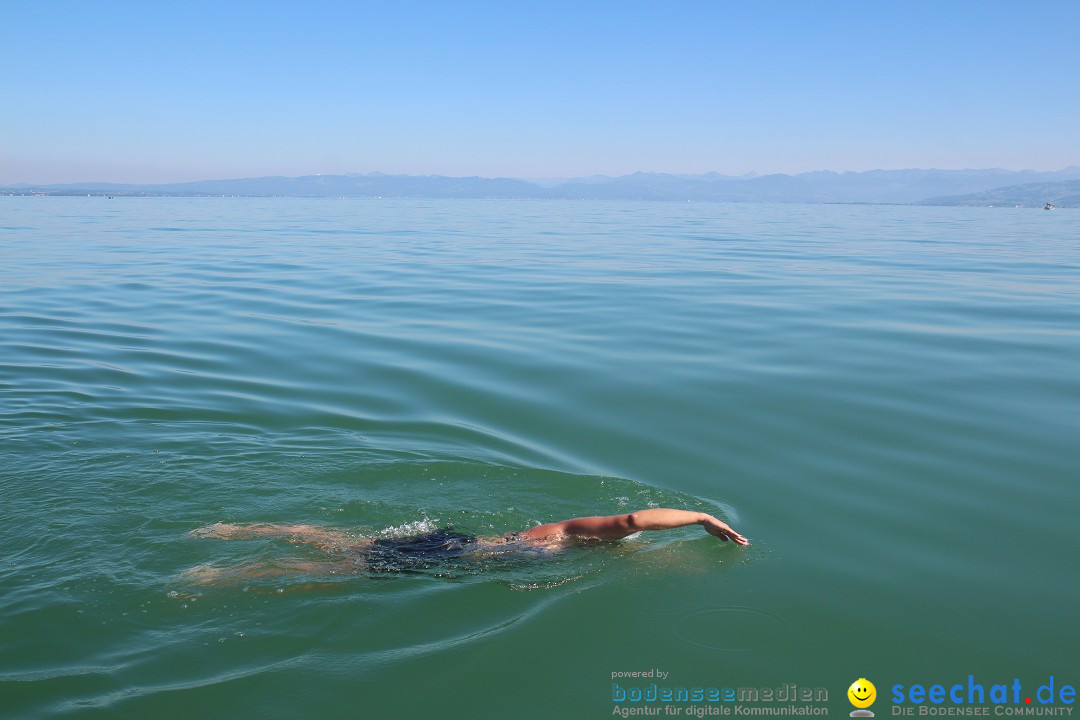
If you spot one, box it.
[702,515,749,545]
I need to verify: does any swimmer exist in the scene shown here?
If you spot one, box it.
[183,509,747,584]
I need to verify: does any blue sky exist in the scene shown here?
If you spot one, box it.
[3,1,1078,183]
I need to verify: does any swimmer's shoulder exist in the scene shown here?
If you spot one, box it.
[475,531,529,546]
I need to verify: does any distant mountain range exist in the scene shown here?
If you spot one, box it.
[4,167,1079,206]
[917,178,1080,207]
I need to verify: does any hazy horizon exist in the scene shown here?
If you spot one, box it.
[6,164,1080,189]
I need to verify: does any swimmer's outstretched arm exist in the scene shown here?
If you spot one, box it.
[520,509,748,545]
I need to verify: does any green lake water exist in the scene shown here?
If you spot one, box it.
[2,198,1077,719]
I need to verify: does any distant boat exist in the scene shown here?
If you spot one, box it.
[1044,202,1056,210]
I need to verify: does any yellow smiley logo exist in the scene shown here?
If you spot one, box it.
[848,678,877,709]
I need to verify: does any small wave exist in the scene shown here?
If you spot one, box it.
[672,606,790,652]
[375,517,442,539]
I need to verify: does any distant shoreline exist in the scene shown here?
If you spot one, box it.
[3,167,1079,207]
[1,192,1073,209]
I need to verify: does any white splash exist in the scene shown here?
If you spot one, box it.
[378,517,440,538]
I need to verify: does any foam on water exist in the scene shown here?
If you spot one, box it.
[376,517,442,539]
